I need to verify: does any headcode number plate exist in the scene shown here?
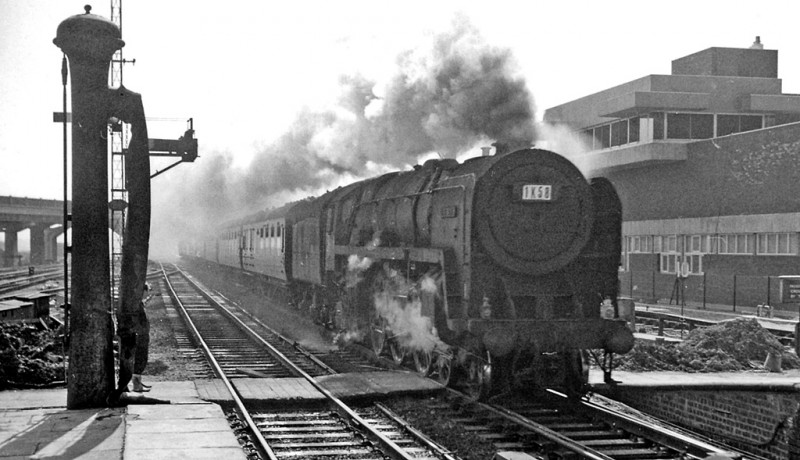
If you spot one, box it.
[521,184,552,201]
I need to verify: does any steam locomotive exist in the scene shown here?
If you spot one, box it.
[180,147,635,398]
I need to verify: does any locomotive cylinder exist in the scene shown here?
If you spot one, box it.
[54,5,124,409]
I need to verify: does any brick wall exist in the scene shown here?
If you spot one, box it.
[603,388,800,459]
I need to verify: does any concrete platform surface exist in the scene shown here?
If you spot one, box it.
[0,382,247,459]
[590,368,800,391]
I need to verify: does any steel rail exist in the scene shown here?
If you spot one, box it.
[211,289,337,374]
[170,264,417,460]
[442,388,615,460]
[175,270,307,378]
[573,392,740,459]
[374,402,461,460]
[160,264,279,460]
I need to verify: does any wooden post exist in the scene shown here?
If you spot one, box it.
[767,276,771,306]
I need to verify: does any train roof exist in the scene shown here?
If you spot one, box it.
[216,198,313,230]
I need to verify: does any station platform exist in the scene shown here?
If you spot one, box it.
[0,382,247,459]
[589,368,800,392]
[0,371,442,458]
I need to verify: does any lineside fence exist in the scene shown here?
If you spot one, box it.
[619,269,800,315]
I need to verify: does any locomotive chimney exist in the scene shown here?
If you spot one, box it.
[492,140,531,156]
[492,141,509,156]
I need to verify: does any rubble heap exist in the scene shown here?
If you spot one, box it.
[0,323,65,388]
[616,318,800,372]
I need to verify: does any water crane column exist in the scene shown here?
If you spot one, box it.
[54,5,124,409]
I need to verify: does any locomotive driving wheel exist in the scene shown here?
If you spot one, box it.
[413,348,432,375]
[463,352,492,401]
[368,312,387,357]
[564,350,590,397]
[388,335,407,365]
[431,351,452,386]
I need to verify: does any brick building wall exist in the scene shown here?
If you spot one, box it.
[609,122,800,221]
[621,253,800,309]
[615,122,800,307]
[605,388,800,459]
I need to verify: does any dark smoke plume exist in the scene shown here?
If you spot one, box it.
[150,15,536,259]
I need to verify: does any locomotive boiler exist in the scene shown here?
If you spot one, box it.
[185,147,635,398]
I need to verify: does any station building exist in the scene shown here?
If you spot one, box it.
[543,38,800,309]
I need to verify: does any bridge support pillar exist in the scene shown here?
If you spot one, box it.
[29,225,46,266]
[3,228,20,267]
[44,226,63,263]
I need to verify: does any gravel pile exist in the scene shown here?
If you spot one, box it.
[617,318,800,372]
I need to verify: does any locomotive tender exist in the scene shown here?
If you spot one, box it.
[181,147,635,397]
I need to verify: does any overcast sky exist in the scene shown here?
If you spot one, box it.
[2,1,799,256]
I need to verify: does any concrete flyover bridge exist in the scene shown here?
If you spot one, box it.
[0,195,72,267]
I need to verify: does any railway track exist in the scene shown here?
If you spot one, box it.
[421,389,745,459]
[162,263,456,460]
[0,266,63,296]
[167,263,751,459]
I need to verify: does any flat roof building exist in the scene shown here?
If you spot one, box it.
[544,38,800,309]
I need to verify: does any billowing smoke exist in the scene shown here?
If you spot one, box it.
[150,15,536,260]
[536,123,596,176]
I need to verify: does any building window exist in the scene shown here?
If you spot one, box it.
[653,235,662,253]
[611,120,628,147]
[653,112,665,140]
[628,117,640,143]
[660,235,679,274]
[717,234,753,255]
[667,113,690,139]
[626,235,653,253]
[757,233,795,255]
[716,114,763,137]
[666,113,713,140]
[691,114,714,139]
[595,125,610,149]
[684,235,705,274]
[740,115,763,132]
